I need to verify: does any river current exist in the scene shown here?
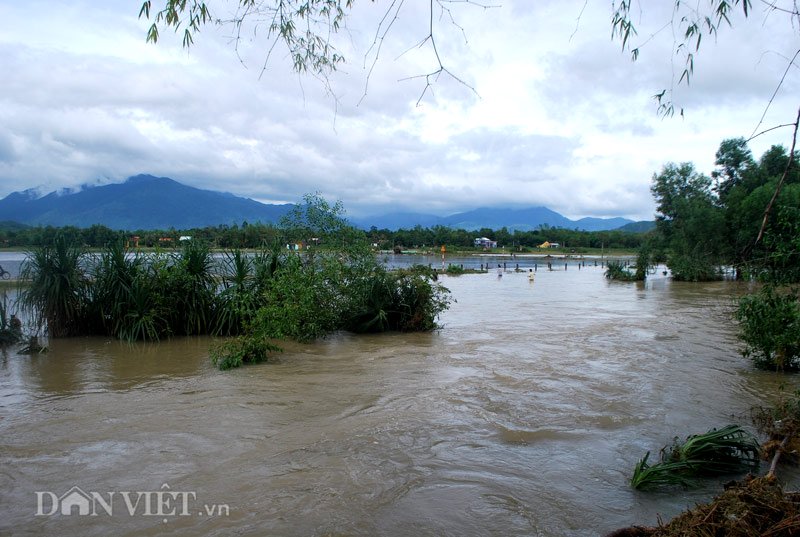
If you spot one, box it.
[1,263,796,536]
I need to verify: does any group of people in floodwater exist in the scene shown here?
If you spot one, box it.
[494,264,536,282]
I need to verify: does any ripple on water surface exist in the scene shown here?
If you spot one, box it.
[0,268,798,536]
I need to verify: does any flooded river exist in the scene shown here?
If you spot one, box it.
[1,264,796,536]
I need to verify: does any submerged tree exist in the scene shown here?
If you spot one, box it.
[651,162,726,281]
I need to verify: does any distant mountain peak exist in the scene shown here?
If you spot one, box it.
[0,174,293,230]
[125,174,173,185]
[0,174,647,232]
[353,205,638,232]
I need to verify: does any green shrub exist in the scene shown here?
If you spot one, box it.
[344,266,451,333]
[736,286,800,370]
[667,254,723,281]
[604,261,641,281]
[211,334,282,370]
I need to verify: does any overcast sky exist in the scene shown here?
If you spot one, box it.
[0,1,797,221]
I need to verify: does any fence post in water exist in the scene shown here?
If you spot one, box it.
[548,262,552,271]
[503,262,507,270]
[516,263,519,271]
[535,264,537,272]
[578,263,581,270]
[565,263,568,270]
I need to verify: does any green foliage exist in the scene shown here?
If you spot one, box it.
[736,286,800,370]
[445,263,466,275]
[213,248,258,336]
[254,253,343,342]
[651,162,727,281]
[15,197,454,371]
[169,239,216,335]
[209,198,452,369]
[612,0,754,116]
[630,452,695,490]
[345,264,451,333]
[84,240,216,341]
[604,260,641,282]
[631,425,760,490]
[713,137,755,202]
[664,254,723,282]
[761,199,800,284]
[2,219,652,252]
[19,235,88,337]
[210,334,282,370]
[87,240,143,336]
[389,269,451,332]
[604,246,651,281]
[116,274,168,341]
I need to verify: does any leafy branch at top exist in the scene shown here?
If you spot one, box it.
[139,0,356,78]
[611,0,756,117]
[139,0,498,104]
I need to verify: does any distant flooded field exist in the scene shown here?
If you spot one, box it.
[1,265,795,536]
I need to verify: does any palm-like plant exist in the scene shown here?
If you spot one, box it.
[19,235,88,337]
[213,249,258,336]
[177,239,216,335]
[88,240,143,337]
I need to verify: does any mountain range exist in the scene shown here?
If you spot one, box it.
[0,175,651,232]
[351,207,636,232]
[0,175,294,231]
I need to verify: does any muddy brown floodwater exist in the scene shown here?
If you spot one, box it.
[1,265,798,536]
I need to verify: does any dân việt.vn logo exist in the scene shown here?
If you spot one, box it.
[35,484,230,520]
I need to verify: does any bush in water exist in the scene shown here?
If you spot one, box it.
[736,285,800,371]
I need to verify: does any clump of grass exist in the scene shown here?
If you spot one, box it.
[631,425,760,490]
[605,260,643,281]
[445,263,466,275]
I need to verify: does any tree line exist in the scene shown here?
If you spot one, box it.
[651,138,799,282]
[645,137,799,372]
[0,221,648,252]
